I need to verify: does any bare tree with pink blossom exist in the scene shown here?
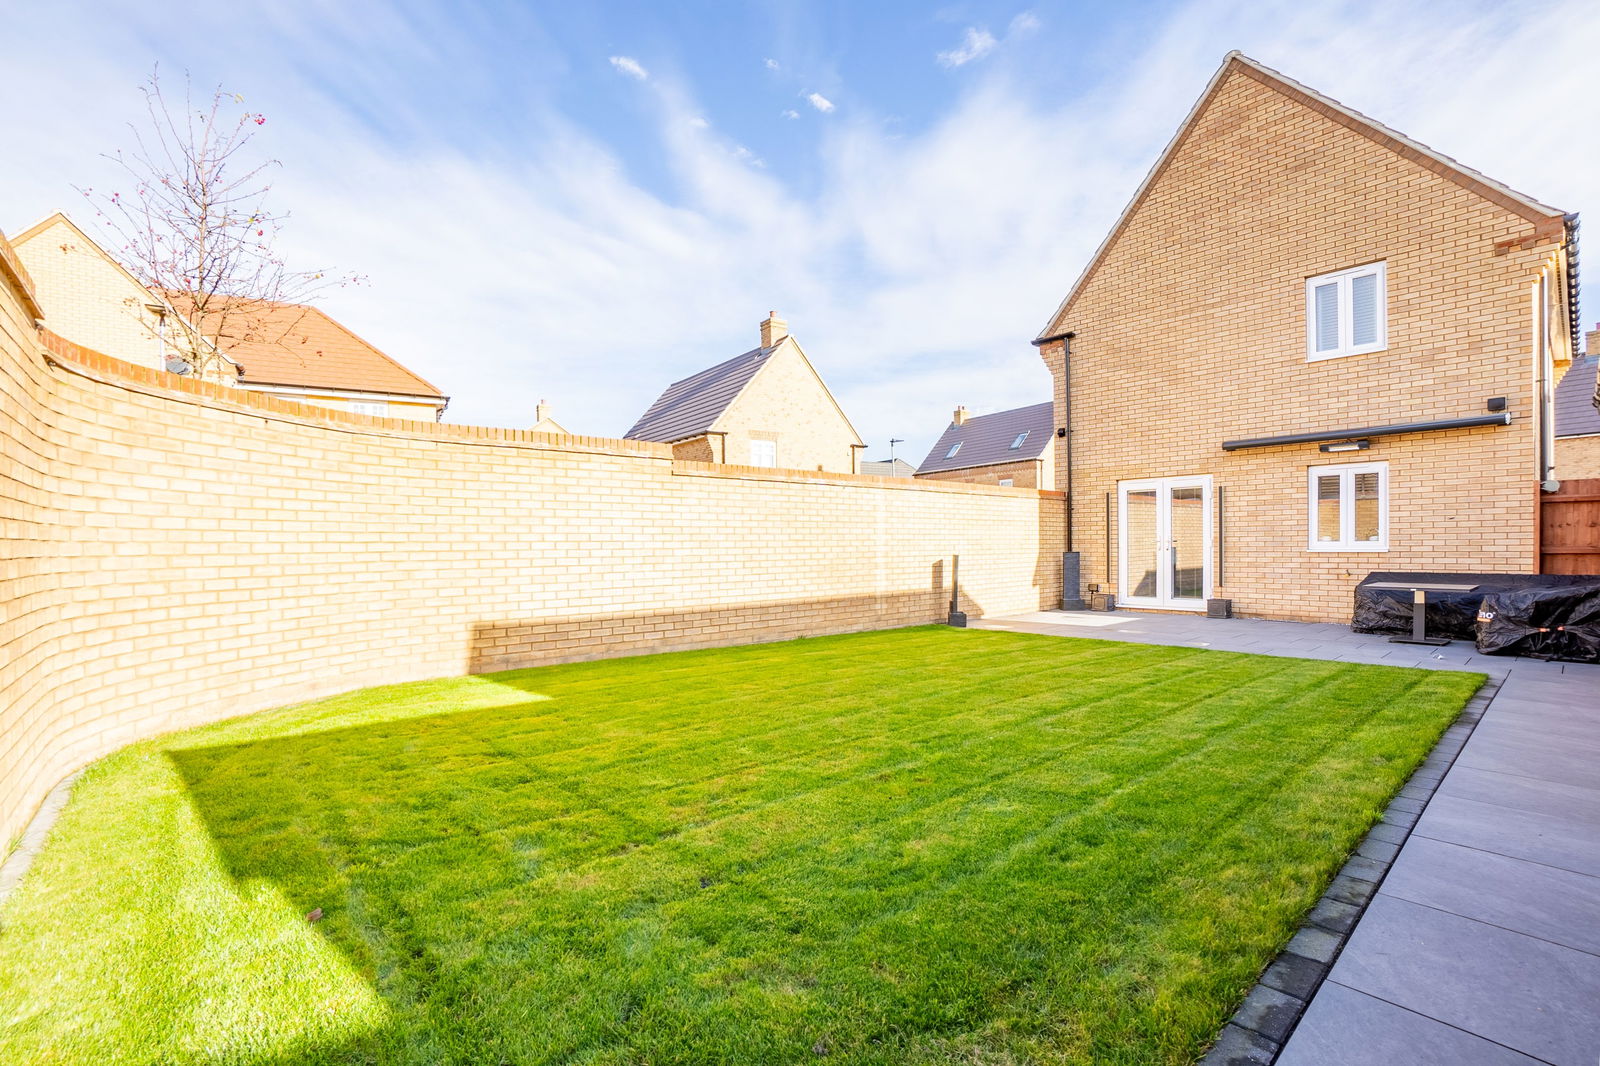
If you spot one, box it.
[80,68,359,379]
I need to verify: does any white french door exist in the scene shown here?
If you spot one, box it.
[1118,475,1213,611]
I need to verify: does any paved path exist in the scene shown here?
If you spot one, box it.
[975,610,1600,1066]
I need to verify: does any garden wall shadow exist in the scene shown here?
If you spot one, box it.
[465,573,983,674]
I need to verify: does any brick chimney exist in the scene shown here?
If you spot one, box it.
[535,399,552,424]
[1586,321,1599,356]
[760,311,788,348]
[952,405,969,426]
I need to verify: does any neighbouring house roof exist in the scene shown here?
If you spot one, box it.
[625,345,775,443]
[167,294,445,400]
[861,458,917,477]
[1036,52,1575,353]
[1556,355,1600,438]
[917,402,1054,474]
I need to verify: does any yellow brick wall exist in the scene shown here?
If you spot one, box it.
[1041,65,1560,622]
[0,270,1063,845]
[1556,436,1600,479]
[715,339,862,473]
[916,457,1047,488]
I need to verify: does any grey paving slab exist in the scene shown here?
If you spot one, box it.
[1468,719,1600,756]
[1454,734,1599,789]
[1437,765,1600,822]
[1381,835,1600,956]
[1327,895,1600,1065]
[1276,982,1545,1066]
[1413,792,1600,878]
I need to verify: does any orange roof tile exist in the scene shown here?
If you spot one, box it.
[166,293,445,399]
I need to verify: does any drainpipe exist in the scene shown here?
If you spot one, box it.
[1034,329,1083,609]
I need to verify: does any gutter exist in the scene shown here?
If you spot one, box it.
[1030,331,1075,552]
[1221,413,1511,451]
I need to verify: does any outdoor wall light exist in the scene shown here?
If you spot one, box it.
[1318,439,1370,453]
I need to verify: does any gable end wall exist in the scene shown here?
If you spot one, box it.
[1043,68,1560,621]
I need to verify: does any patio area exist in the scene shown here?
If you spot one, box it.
[976,609,1600,1066]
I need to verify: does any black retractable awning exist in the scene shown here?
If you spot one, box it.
[1221,412,1510,452]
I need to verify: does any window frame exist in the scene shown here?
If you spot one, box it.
[1307,461,1389,552]
[1305,261,1387,362]
[945,441,962,459]
[749,439,777,468]
[1009,431,1029,450]
[998,478,1014,487]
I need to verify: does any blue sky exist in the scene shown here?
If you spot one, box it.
[3,0,1596,464]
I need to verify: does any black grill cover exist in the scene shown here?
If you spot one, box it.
[1475,583,1600,662]
[1353,572,1600,641]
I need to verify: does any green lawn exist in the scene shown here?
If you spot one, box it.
[0,627,1480,1066]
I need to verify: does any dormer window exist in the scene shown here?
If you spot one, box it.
[1010,431,1029,449]
[945,441,962,459]
[1306,262,1386,361]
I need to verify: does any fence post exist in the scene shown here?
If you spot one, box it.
[947,554,967,627]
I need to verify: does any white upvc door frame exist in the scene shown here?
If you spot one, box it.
[1117,475,1214,612]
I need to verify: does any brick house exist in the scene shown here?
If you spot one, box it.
[1554,327,1600,479]
[171,295,449,422]
[915,402,1055,488]
[1037,52,1579,622]
[625,312,866,472]
[11,213,230,381]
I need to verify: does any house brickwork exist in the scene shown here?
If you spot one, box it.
[916,457,1047,488]
[1556,435,1600,479]
[12,213,203,375]
[711,339,863,473]
[0,234,1062,846]
[1040,56,1573,622]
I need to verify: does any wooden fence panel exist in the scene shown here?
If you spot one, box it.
[1540,477,1600,575]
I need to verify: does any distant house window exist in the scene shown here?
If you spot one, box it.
[1306,262,1386,361]
[750,440,777,467]
[1010,431,1029,449]
[349,400,389,416]
[945,441,962,459]
[998,478,1013,487]
[1308,462,1388,551]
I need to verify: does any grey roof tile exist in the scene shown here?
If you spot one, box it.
[1555,354,1600,439]
[916,401,1055,474]
[624,346,775,443]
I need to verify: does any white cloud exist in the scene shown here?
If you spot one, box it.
[806,92,835,113]
[937,27,998,68]
[1009,12,1041,35]
[687,116,710,129]
[764,58,780,71]
[781,109,800,120]
[608,55,648,80]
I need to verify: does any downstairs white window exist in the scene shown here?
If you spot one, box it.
[1308,462,1388,551]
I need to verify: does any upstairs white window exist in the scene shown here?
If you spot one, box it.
[349,400,389,416]
[749,439,777,467]
[998,478,1014,487]
[1308,462,1388,551]
[1306,262,1386,361]
[945,441,962,459]
[1010,431,1029,449]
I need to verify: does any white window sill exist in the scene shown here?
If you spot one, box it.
[1307,543,1388,552]
[1307,344,1387,363]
